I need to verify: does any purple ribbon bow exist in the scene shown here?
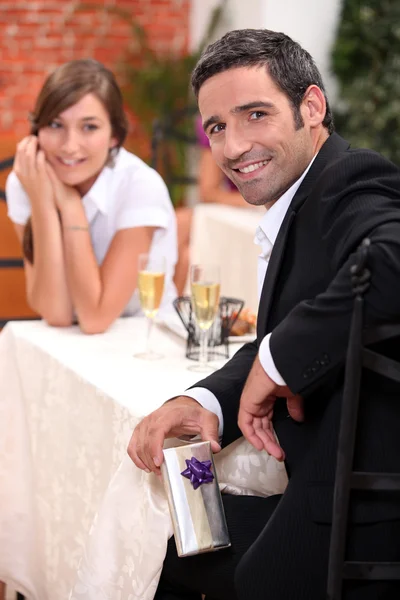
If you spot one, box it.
[181,456,214,490]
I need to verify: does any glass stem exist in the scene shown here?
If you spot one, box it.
[146,317,154,355]
[199,328,208,367]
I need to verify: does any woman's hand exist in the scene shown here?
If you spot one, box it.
[13,136,54,205]
[45,161,81,212]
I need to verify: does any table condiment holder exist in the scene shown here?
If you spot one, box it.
[173,296,244,361]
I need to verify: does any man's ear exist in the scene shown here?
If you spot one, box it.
[301,85,326,128]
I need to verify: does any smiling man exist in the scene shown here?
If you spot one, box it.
[199,66,328,209]
[128,29,400,600]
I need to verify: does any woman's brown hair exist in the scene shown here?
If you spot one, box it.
[23,59,129,263]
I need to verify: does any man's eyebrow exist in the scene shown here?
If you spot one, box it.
[202,115,220,132]
[232,101,275,114]
[202,101,275,132]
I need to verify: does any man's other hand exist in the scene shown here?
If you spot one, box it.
[127,396,221,474]
[238,355,304,460]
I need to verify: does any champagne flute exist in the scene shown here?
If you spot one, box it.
[134,253,166,360]
[189,264,220,373]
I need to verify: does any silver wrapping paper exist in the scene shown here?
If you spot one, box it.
[162,441,231,557]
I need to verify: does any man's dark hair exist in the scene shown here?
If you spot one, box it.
[191,29,334,134]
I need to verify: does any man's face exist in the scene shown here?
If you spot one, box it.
[198,66,316,206]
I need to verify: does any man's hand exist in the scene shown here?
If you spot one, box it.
[238,355,304,460]
[127,396,221,475]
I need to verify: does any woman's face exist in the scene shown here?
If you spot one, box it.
[38,93,117,195]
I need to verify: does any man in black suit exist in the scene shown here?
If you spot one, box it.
[128,29,400,599]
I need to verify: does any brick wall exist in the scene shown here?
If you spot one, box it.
[0,0,189,324]
[0,0,190,139]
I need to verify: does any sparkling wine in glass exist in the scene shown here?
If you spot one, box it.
[189,264,220,373]
[134,253,165,360]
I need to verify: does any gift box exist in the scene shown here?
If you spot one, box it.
[162,441,231,557]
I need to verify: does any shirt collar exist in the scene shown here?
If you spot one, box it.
[82,159,115,217]
[255,155,317,251]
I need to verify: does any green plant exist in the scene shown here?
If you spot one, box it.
[331,0,400,164]
[74,1,228,205]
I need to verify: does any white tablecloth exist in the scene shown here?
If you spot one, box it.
[0,318,287,600]
[190,204,265,312]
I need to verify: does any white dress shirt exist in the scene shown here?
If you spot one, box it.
[188,158,316,436]
[6,148,178,317]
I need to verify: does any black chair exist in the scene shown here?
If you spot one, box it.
[0,155,36,330]
[0,156,13,200]
[327,238,400,599]
[150,105,199,204]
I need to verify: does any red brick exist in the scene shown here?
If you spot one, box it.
[0,0,190,135]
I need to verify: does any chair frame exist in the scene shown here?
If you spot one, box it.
[327,237,400,599]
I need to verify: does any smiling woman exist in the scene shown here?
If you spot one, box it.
[5,59,177,334]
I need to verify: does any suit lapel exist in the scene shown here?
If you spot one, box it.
[256,133,350,339]
[257,209,295,338]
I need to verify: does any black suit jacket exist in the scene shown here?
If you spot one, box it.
[193,132,400,526]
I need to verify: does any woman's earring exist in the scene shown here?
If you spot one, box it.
[108,146,118,167]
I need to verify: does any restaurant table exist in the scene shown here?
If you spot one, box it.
[0,318,287,600]
[189,203,265,312]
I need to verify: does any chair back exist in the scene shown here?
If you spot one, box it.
[327,238,400,598]
[150,106,200,206]
[0,155,37,328]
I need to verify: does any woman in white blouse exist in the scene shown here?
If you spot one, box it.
[6,59,177,334]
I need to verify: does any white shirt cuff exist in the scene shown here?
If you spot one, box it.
[183,387,224,439]
[259,333,286,386]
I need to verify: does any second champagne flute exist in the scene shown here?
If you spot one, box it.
[134,253,166,360]
[189,264,220,373]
